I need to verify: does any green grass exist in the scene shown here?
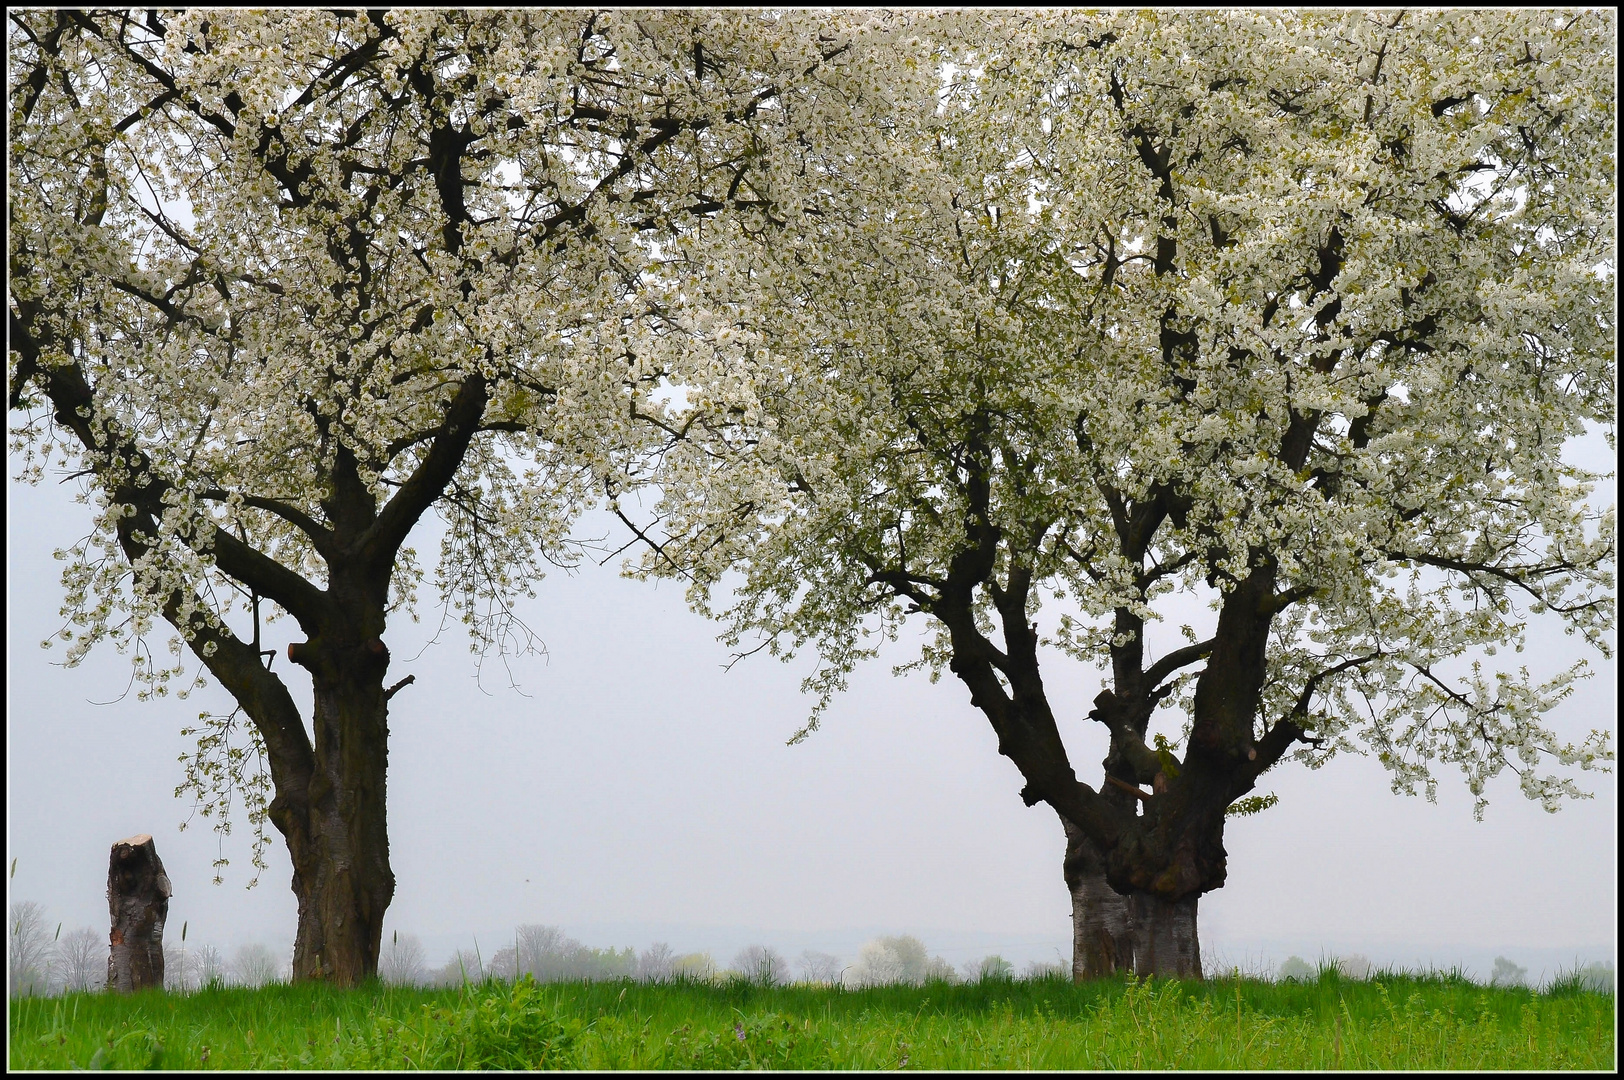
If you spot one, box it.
[8,968,1614,1070]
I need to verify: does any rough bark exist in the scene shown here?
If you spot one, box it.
[106,834,172,992]
[1063,818,1133,979]
[281,620,396,984]
[1130,892,1201,979]
[1100,568,1277,908]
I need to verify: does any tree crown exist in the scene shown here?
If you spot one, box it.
[644,10,1615,816]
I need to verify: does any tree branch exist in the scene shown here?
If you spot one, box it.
[866,567,947,609]
[358,374,490,566]
[1143,637,1217,692]
[1241,650,1384,790]
[1259,584,1317,617]
[1289,650,1384,719]
[179,609,315,809]
[197,489,335,557]
[1106,774,1153,802]
[13,316,332,627]
[1390,549,1600,612]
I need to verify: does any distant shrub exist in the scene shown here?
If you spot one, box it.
[58,927,105,994]
[193,945,226,989]
[162,943,197,993]
[1576,962,1614,994]
[432,927,641,987]
[509,925,635,983]
[378,932,428,987]
[1548,961,1614,996]
[8,901,53,998]
[731,945,790,986]
[637,943,675,983]
[229,943,283,988]
[1336,954,1372,980]
[1277,956,1314,982]
[847,935,956,987]
[669,952,717,981]
[795,950,841,985]
[1490,956,1528,988]
[967,955,1014,982]
[432,949,485,988]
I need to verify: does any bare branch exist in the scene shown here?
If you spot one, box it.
[1143,637,1217,692]
[197,489,335,556]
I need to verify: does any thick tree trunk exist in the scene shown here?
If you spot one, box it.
[1129,892,1200,979]
[106,834,171,992]
[1063,819,1133,980]
[282,637,396,985]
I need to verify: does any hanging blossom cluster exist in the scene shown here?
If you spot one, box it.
[642,10,1614,816]
[9,8,935,865]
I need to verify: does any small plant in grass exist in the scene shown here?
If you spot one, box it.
[661,1011,812,1070]
[73,1021,169,1071]
[344,975,584,1069]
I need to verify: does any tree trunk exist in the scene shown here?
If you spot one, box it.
[1129,892,1201,979]
[1063,818,1133,979]
[282,637,396,985]
[106,834,171,992]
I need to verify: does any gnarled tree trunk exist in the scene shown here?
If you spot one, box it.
[107,834,171,992]
[279,629,396,984]
[1129,892,1200,978]
[1063,819,1134,979]
[1066,812,1210,980]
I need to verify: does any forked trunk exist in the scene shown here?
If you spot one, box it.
[1063,819,1133,979]
[1130,892,1201,979]
[281,639,395,985]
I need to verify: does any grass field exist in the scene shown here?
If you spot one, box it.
[8,968,1615,1070]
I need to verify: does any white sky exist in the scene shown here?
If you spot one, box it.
[5,429,1616,983]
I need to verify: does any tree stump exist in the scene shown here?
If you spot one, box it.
[106,834,172,992]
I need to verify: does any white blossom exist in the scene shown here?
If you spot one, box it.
[643,11,1615,826]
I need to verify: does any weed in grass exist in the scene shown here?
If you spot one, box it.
[343,976,584,1070]
[660,1011,813,1070]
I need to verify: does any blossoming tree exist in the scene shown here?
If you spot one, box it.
[644,10,1615,978]
[8,8,921,984]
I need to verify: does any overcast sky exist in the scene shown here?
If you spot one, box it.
[6,429,1616,982]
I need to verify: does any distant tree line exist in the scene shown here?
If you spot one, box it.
[9,900,279,995]
[384,928,1070,990]
[10,902,1613,996]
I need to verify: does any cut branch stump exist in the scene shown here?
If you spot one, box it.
[106,834,172,992]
